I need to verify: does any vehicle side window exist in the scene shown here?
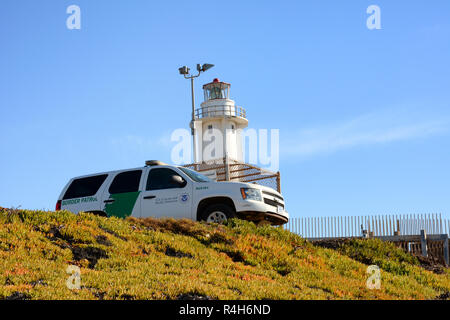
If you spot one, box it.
[146,168,185,191]
[109,170,142,194]
[63,174,108,200]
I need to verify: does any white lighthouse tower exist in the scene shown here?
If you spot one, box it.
[192,78,248,163]
[181,69,280,192]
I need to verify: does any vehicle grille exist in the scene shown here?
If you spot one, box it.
[264,198,284,209]
[262,191,284,202]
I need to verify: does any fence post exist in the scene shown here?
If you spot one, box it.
[443,234,449,266]
[276,172,281,193]
[420,230,428,257]
[224,156,230,181]
[394,219,400,236]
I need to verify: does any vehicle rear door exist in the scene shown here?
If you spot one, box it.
[101,169,145,218]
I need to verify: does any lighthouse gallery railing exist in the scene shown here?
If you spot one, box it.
[195,105,246,119]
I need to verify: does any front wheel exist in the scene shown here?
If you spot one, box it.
[202,204,235,224]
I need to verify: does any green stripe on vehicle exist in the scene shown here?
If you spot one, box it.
[104,191,141,218]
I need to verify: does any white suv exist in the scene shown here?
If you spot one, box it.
[56,161,288,225]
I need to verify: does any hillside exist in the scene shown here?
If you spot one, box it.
[0,207,449,300]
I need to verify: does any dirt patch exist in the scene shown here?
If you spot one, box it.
[308,285,333,294]
[276,268,291,276]
[99,226,128,242]
[200,232,234,246]
[129,217,205,238]
[119,294,135,300]
[96,235,113,247]
[30,279,47,287]
[220,249,253,266]
[47,225,75,243]
[177,293,213,300]
[5,292,31,300]
[311,238,351,250]
[44,225,108,269]
[46,225,91,246]
[435,291,450,300]
[72,246,108,269]
[416,255,446,274]
[94,291,106,300]
[165,246,193,259]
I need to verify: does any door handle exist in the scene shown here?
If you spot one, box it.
[143,195,156,200]
[104,199,115,203]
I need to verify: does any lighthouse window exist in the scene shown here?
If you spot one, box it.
[206,87,228,100]
[210,87,223,99]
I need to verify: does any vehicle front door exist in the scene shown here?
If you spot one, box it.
[140,167,192,219]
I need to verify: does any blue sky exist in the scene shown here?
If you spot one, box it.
[1,1,449,218]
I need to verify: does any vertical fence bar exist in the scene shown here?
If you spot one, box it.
[378,215,382,236]
[406,214,409,235]
[309,217,312,238]
[407,214,410,235]
[375,216,378,236]
[344,216,349,237]
[433,213,436,234]
[353,216,356,237]
[339,216,341,238]
[428,214,432,235]
[300,217,303,237]
[315,217,318,238]
[431,213,434,234]
[347,216,349,237]
[327,217,330,238]
[358,216,361,236]
[389,215,392,235]
[414,214,417,234]
[321,217,324,238]
[428,213,431,234]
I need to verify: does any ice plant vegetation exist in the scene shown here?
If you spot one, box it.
[0,207,449,300]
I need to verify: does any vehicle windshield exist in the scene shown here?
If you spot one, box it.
[179,167,212,183]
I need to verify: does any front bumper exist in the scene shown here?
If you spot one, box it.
[235,199,289,226]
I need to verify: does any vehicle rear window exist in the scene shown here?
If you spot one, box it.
[109,170,142,194]
[63,174,108,200]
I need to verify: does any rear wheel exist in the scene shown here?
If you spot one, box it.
[202,204,235,224]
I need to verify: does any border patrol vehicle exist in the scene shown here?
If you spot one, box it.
[56,161,288,225]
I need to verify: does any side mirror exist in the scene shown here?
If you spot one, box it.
[170,175,186,188]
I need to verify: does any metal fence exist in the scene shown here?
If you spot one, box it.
[284,213,450,239]
[184,157,281,192]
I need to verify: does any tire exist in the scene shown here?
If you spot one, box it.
[201,204,236,224]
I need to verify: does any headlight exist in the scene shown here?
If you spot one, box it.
[240,188,262,201]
